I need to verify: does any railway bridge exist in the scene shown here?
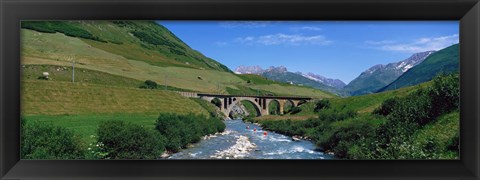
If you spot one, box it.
[181,92,313,117]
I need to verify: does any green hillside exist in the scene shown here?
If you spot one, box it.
[378,44,459,92]
[21,21,334,98]
[344,66,402,96]
[22,21,231,72]
[22,80,209,116]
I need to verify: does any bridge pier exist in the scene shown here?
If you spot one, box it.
[278,100,286,115]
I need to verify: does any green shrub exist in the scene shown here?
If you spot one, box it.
[372,97,400,116]
[290,106,302,114]
[97,120,165,159]
[21,118,85,159]
[318,108,357,122]
[139,80,158,89]
[155,113,225,152]
[447,132,459,151]
[428,73,460,118]
[314,116,380,158]
[314,99,330,112]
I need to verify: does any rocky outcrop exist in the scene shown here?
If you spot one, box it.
[229,104,249,119]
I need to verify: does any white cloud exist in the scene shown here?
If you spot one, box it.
[235,33,332,46]
[219,21,272,28]
[367,34,459,53]
[291,26,323,31]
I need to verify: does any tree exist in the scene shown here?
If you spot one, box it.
[140,80,158,89]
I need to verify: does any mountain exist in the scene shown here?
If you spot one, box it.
[234,65,346,95]
[378,44,459,92]
[297,72,346,89]
[21,21,231,72]
[234,65,265,74]
[344,50,435,96]
[261,66,346,96]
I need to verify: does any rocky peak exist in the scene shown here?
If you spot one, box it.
[301,72,346,89]
[234,65,265,74]
[265,66,288,73]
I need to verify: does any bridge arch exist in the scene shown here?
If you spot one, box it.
[225,97,264,117]
[210,97,222,108]
[283,99,294,114]
[268,99,281,115]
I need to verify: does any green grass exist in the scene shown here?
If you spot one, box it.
[413,111,459,159]
[23,64,143,88]
[21,80,209,116]
[22,64,195,91]
[236,74,283,85]
[23,113,160,144]
[190,98,224,118]
[328,82,428,114]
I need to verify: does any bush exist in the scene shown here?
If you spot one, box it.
[314,99,330,112]
[155,113,225,152]
[140,80,158,89]
[318,108,357,122]
[428,73,460,118]
[314,116,380,158]
[97,120,165,159]
[290,106,302,114]
[362,73,460,159]
[21,118,85,159]
[447,132,459,151]
[372,97,400,116]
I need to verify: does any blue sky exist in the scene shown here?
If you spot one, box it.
[158,21,459,83]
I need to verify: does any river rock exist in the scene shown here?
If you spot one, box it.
[210,135,256,159]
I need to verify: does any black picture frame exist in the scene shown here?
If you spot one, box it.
[1,0,479,179]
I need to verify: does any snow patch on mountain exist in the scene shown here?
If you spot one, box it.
[362,50,436,75]
[299,72,346,89]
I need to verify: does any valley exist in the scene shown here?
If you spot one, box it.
[20,20,460,160]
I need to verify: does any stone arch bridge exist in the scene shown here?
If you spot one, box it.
[194,93,312,117]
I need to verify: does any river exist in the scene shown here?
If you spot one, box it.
[167,119,334,159]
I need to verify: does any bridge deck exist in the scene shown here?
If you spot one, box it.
[197,93,312,100]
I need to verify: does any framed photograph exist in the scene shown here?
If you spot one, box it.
[1,0,479,179]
